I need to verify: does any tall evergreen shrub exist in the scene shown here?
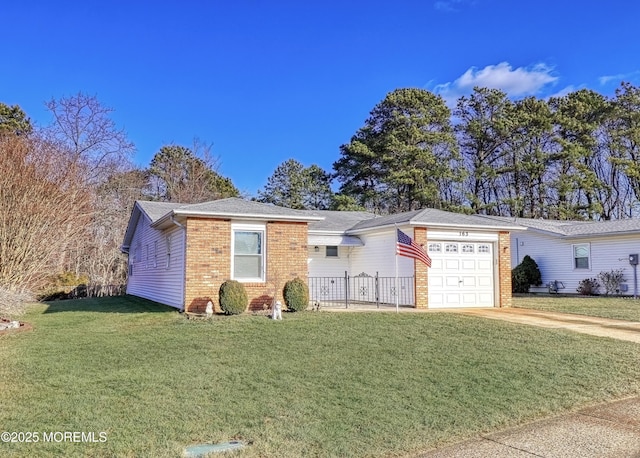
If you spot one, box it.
[511,255,542,293]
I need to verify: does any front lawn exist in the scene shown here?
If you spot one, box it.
[1,296,639,457]
[514,295,640,321]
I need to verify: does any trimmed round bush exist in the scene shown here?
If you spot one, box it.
[218,280,248,315]
[283,277,309,312]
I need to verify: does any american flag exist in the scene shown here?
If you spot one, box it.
[396,229,432,267]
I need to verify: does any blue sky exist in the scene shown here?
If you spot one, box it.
[3,0,640,196]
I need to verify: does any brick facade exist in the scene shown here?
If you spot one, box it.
[244,221,308,311]
[184,218,232,312]
[498,231,512,308]
[183,218,308,313]
[413,227,429,308]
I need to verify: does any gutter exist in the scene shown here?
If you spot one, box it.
[346,221,524,235]
[171,215,185,230]
[153,209,324,228]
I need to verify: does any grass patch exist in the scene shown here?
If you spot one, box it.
[1,295,639,457]
[514,295,640,321]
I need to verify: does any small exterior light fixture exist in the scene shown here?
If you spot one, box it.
[314,246,320,252]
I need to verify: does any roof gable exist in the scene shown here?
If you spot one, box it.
[136,201,184,223]
[121,201,170,250]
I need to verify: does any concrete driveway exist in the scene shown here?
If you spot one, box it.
[419,396,640,458]
[456,307,640,344]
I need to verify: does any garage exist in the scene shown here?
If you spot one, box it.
[310,207,519,309]
[427,240,495,308]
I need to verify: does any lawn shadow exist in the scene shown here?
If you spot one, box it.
[43,295,177,314]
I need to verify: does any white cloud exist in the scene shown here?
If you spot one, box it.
[434,0,464,12]
[433,0,475,12]
[432,62,558,105]
[599,71,640,86]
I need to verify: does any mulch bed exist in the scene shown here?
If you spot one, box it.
[0,318,33,334]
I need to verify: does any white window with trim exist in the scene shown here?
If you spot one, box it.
[428,243,442,253]
[573,243,590,269]
[154,241,158,268]
[445,243,458,253]
[232,224,265,282]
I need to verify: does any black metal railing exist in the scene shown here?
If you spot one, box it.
[308,272,414,308]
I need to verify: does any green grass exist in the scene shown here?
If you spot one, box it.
[514,295,640,321]
[1,296,639,457]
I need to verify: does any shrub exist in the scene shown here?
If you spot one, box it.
[598,268,626,296]
[511,267,529,294]
[283,277,309,312]
[511,255,542,293]
[0,286,33,318]
[38,271,90,301]
[218,280,248,315]
[577,278,600,295]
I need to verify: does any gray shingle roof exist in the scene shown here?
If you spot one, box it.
[487,216,640,237]
[348,208,522,232]
[560,219,640,236]
[126,199,525,252]
[306,210,376,232]
[176,198,319,219]
[138,198,325,225]
[136,201,184,223]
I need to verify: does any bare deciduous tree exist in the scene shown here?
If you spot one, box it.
[40,93,143,295]
[0,134,91,293]
[83,169,149,295]
[44,92,135,184]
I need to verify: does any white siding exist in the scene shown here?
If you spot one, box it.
[308,246,351,277]
[513,231,639,294]
[308,240,415,306]
[349,229,414,278]
[126,214,185,309]
[348,229,414,305]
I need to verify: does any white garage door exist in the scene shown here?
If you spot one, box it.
[427,241,494,308]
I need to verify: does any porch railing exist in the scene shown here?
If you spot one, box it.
[308,272,414,308]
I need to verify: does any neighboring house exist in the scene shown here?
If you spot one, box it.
[121,198,521,312]
[503,217,640,295]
